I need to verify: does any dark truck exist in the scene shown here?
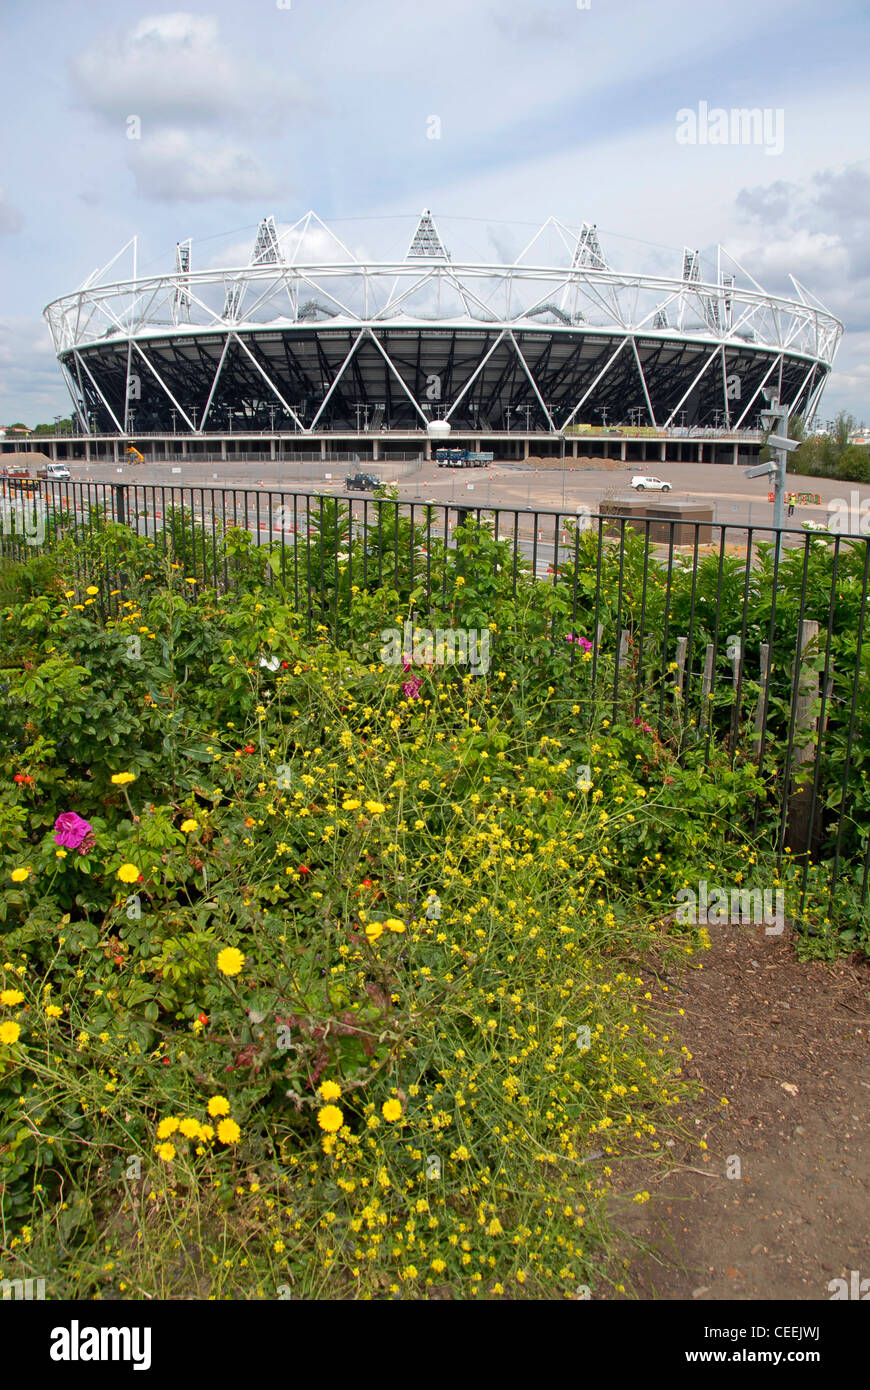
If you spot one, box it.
[435,448,494,468]
[344,471,383,492]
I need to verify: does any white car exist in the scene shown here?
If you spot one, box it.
[630,474,671,492]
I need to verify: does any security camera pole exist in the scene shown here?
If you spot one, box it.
[745,393,799,560]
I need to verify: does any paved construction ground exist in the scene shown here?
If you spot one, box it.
[61,456,867,536]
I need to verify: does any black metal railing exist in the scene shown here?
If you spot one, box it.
[3,478,870,921]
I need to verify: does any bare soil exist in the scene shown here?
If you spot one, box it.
[608,920,870,1300]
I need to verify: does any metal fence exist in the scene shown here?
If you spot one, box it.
[3,478,869,919]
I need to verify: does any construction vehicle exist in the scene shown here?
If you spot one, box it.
[2,465,38,493]
[435,448,494,468]
[126,445,145,464]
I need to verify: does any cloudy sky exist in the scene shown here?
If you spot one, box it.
[1,0,868,426]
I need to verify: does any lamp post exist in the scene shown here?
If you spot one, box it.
[746,391,799,563]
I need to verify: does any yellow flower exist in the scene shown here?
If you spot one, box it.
[486,1217,503,1236]
[1,989,24,1006]
[317,1105,344,1133]
[364,922,384,943]
[10,867,30,883]
[178,1118,201,1138]
[156,1143,175,1162]
[342,798,361,810]
[382,1098,402,1122]
[45,1005,62,1019]
[217,947,245,976]
[85,585,99,596]
[110,772,136,786]
[365,800,385,815]
[216,1118,241,1145]
[384,918,405,934]
[0,1021,21,1045]
[156,1117,179,1139]
[180,819,198,833]
[319,1080,342,1101]
[117,863,140,883]
[207,1096,230,1117]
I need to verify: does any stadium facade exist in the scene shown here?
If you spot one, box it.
[43,210,843,445]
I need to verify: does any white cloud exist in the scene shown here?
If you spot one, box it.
[69,11,305,127]
[68,11,312,204]
[129,129,288,203]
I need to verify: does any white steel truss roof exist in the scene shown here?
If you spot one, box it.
[43,210,843,434]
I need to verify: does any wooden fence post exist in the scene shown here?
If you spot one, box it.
[787,620,820,852]
[700,643,715,731]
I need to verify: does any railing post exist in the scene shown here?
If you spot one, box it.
[114,483,126,526]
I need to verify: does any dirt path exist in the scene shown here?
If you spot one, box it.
[610,921,870,1300]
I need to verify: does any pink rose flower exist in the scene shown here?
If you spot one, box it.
[54,812,94,851]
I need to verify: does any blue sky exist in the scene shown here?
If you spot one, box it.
[1,0,868,425]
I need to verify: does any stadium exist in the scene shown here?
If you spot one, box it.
[42,210,844,456]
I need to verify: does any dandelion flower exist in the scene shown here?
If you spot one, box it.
[342,798,361,810]
[319,1080,342,1101]
[1,989,24,1006]
[45,1005,62,1019]
[110,772,136,786]
[207,1096,231,1117]
[382,1098,403,1122]
[216,1118,241,1145]
[10,867,30,883]
[180,819,198,833]
[384,918,405,934]
[0,1021,21,1045]
[364,800,385,815]
[117,863,140,883]
[85,585,99,596]
[156,1143,175,1162]
[217,947,245,976]
[156,1117,179,1139]
[178,1118,201,1138]
[364,922,384,943]
[317,1105,344,1133]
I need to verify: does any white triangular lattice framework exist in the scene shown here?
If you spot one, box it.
[43,210,844,435]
